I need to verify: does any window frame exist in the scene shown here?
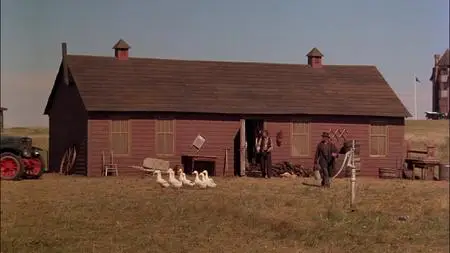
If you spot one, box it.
[155,119,176,157]
[109,119,131,156]
[369,122,388,157]
[290,120,311,157]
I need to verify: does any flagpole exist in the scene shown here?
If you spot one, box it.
[414,74,418,120]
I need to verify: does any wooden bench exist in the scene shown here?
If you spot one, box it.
[405,147,440,180]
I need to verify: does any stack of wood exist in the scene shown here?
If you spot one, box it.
[271,162,314,177]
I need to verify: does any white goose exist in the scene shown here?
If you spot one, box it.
[153,170,170,188]
[201,170,217,188]
[178,168,195,186]
[167,168,183,188]
[192,170,207,189]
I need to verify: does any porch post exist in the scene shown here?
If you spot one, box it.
[240,119,246,176]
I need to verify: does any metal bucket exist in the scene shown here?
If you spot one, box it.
[439,164,450,181]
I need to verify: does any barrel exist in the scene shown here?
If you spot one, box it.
[439,164,450,181]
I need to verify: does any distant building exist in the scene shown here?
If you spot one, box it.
[430,49,450,114]
[0,107,7,131]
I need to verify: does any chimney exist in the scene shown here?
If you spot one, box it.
[112,39,131,60]
[306,47,324,68]
[61,42,69,85]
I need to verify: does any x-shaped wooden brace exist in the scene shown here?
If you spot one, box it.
[328,128,349,144]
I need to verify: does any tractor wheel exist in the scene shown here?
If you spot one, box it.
[24,156,45,179]
[0,152,25,180]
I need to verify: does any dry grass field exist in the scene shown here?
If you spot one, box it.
[405,120,449,162]
[1,175,449,253]
[1,120,449,253]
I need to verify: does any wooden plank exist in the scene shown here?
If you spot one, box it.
[407,149,428,154]
[240,119,246,176]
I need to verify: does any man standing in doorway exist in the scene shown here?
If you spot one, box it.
[314,132,338,187]
[256,130,273,178]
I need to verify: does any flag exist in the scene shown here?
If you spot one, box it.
[415,76,421,83]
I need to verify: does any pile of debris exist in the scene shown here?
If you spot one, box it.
[272,162,314,178]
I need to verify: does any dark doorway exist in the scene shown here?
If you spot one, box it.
[245,119,264,165]
[233,119,264,176]
[233,130,240,176]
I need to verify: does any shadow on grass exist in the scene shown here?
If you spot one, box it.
[302,182,321,188]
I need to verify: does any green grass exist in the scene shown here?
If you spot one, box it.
[1,175,449,253]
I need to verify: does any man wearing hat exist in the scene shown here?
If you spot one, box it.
[314,132,339,187]
[256,130,273,178]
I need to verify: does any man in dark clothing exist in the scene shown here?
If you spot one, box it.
[254,129,263,165]
[314,132,338,187]
[256,130,273,178]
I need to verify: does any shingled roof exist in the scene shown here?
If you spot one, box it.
[44,47,410,118]
[306,47,324,57]
[438,49,449,67]
[112,39,131,49]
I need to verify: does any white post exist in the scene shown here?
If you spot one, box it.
[350,139,356,210]
[239,119,246,176]
[414,75,418,119]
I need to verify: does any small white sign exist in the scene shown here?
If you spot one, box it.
[192,135,206,150]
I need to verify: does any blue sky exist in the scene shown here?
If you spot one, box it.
[1,0,449,126]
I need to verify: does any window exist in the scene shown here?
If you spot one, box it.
[370,123,388,156]
[111,120,130,155]
[291,121,310,157]
[156,119,175,155]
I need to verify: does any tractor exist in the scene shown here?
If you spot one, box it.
[0,135,46,180]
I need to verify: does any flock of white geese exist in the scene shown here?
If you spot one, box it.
[153,168,217,189]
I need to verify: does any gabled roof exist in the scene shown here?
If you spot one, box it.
[430,49,450,81]
[44,53,411,118]
[112,39,131,50]
[306,48,323,57]
[438,49,449,67]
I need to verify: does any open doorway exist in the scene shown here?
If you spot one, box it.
[233,119,264,176]
[245,119,264,166]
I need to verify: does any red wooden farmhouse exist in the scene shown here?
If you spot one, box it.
[44,39,410,177]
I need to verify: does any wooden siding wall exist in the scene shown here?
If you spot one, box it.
[439,97,449,114]
[48,69,88,175]
[88,113,405,177]
[266,116,405,177]
[0,112,3,132]
[88,113,240,176]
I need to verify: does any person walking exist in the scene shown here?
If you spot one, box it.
[256,130,273,178]
[314,132,338,187]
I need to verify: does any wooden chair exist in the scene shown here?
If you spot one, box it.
[102,151,119,176]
